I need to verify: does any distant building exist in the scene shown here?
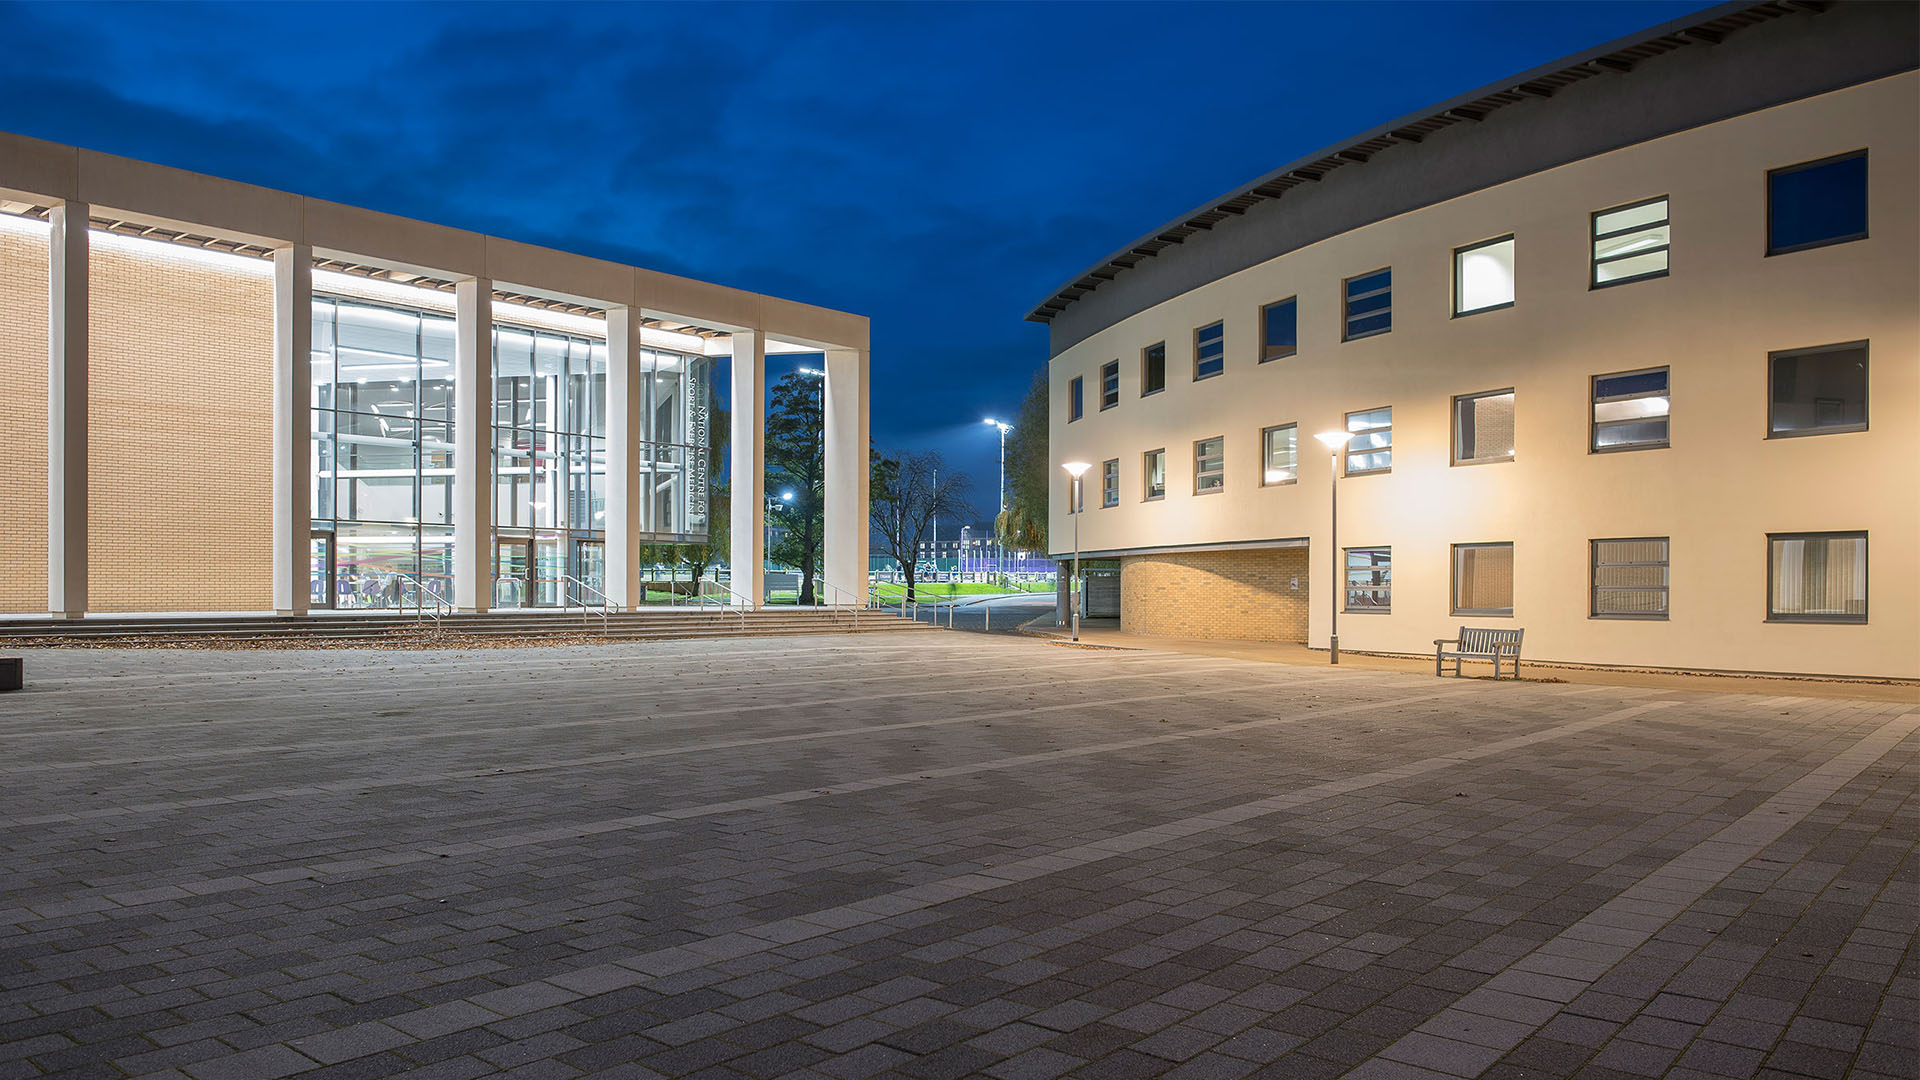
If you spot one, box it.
[1034,2,1916,678]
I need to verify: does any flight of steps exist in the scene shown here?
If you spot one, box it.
[0,607,937,648]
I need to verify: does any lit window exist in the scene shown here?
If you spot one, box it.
[1344,268,1391,341]
[1452,543,1514,617]
[1770,341,1866,438]
[1261,297,1297,362]
[1345,548,1391,613]
[1768,532,1866,623]
[1453,389,1515,465]
[1142,342,1166,396]
[1100,360,1120,411]
[1591,368,1668,452]
[1194,437,1224,493]
[1592,538,1668,620]
[1768,150,1867,256]
[1144,449,1166,500]
[1345,407,1392,474]
[1068,376,1083,422]
[1453,236,1514,316]
[1194,322,1225,380]
[1592,197,1669,287]
[1262,424,1297,486]
[1101,459,1119,508]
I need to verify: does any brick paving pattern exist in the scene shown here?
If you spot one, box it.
[0,633,1913,1080]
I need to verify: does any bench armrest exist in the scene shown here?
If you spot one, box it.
[1433,638,1458,646]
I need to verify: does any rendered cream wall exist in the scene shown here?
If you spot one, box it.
[0,226,49,613]
[1051,73,1919,679]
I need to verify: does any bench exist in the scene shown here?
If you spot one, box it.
[0,656,19,692]
[1434,627,1524,680]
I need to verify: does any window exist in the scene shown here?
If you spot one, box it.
[1144,449,1166,500]
[1194,322,1224,380]
[1345,407,1392,474]
[1452,543,1514,617]
[1770,341,1866,437]
[1261,297,1298,362]
[1453,389,1515,465]
[1101,459,1119,508]
[1592,196,1669,287]
[1768,532,1866,623]
[1591,368,1669,452]
[1262,424,1297,486]
[1345,548,1391,613]
[1068,376,1083,422]
[1194,437,1224,494]
[1768,150,1867,256]
[1100,360,1120,411]
[1592,538,1668,620]
[1453,236,1515,316]
[1344,268,1391,340]
[1142,342,1166,396]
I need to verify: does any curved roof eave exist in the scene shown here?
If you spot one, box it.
[1025,0,1820,324]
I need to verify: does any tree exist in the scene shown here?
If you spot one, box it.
[765,371,825,604]
[871,450,971,603]
[997,370,1050,552]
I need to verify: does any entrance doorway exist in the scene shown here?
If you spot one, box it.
[309,535,334,609]
[496,540,532,609]
[572,539,605,605]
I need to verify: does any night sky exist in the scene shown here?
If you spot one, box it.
[1,0,1714,515]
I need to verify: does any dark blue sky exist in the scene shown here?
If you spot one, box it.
[1,0,1713,510]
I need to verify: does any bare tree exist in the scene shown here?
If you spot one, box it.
[870,450,971,603]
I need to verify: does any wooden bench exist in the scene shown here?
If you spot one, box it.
[1434,627,1524,680]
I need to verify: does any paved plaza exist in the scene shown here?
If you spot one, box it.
[0,633,1914,1080]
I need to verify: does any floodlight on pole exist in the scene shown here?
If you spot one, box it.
[984,419,1013,582]
[1061,462,1091,642]
[1314,430,1354,664]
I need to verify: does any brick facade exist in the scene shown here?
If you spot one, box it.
[1119,546,1310,643]
[0,230,273,613]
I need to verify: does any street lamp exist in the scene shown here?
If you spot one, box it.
[1061,461,1091,642]
[766,490,794,579]
[1313,429,1355,663]
[984,419,1012,582]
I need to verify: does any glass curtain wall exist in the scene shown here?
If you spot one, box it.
[492,327,607,607]
[310,297,457,609]
[642,349,713,539]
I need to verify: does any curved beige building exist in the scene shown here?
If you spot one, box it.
[1035,1,1917,679]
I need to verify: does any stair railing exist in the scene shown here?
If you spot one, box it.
[557,575,613,635]
[810,576,861,629]
[392,574,450,628]
[694,579,752,631]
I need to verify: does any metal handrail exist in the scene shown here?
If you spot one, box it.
[810,575,861,628]
[694,578,752,630]
[867,584,1029,632]
[393,573,450,628]
[557,575,613,634]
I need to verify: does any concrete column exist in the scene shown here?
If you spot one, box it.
[271,245,313,616]
[605,306,645,610]
[453,277,493,613]
[822,348,869,606]
[47,202,88,620]
[727,331,764,608]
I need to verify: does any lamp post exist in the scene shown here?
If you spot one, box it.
[984,419,1012,583]
[1061,461,1091,642]
[766,490,794,591]
[1313,430,1354,663]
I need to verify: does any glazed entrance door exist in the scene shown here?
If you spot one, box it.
[495,540,532,608]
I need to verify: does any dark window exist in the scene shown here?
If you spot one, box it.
[1345,548,1391,613]
[1768,532,1866,623]
[1768,151,1867,256]
[1770,341,1866,437]
[1142,342,1166,395]
[1592,538,1668,620]
[1144,449,1166,500]
[1100,360,1120,411]
[1194,322,1224,380]
[1591,368,1669,452]
[1592,196,1669,287]
[1068,376,1082,422]
[1261,298,1297,361]
[1344,268,1391,340]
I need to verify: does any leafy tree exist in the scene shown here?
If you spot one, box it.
[871,450,971,603]
[997,371,1050,552]
[766,371,826,603]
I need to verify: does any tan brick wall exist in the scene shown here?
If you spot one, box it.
[0,228,49,613]
[87,240,274,612]
[1120,547,1310,642]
